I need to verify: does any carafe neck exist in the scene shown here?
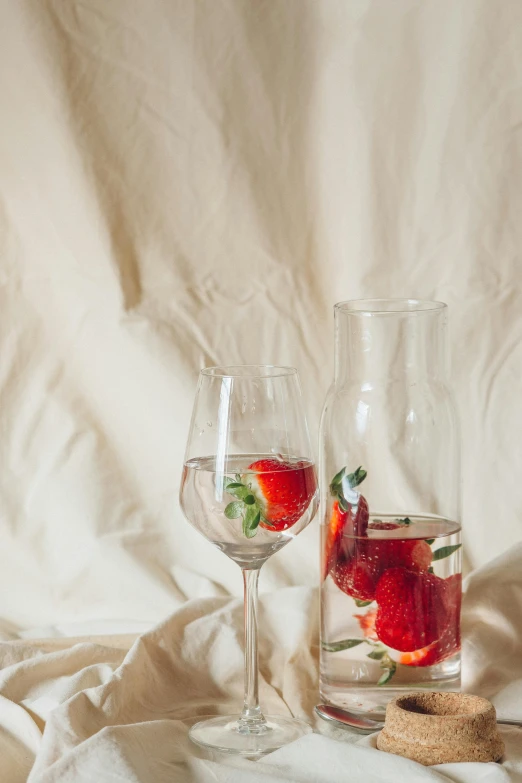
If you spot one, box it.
[334,300,448,386]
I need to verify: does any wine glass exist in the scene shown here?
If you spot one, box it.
[180,365,319,755]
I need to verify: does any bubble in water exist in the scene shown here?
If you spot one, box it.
[199,430,204,436]
[207,421,212,427]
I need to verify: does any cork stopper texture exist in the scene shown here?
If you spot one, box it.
[377,692,505,765]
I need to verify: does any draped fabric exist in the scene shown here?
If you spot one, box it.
[1,546,522,781]
[0,0,521,635]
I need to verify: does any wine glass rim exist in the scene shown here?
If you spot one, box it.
[335,298,447,315]
[200,364,298,379]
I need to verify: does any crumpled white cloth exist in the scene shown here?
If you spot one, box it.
[1,0,522,644]
[1,545,521,783]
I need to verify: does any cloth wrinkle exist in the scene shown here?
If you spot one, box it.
[0,550,519,781]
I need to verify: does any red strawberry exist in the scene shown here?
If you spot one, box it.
[350,493,369,538]
[332,538,432,601]
[323,466,369,578]
[354,607,379,641]
[398,625,460,667]
[396,573,462,666]
[397,539,433,572]
[333,552,378,601]
[323,495,369,578]
[368,516,413,531]
[441,573,462,620]
[323,500,348,579]
[368,521,401,531]
[394,641,438,666]
[374,567,449,652]
[247,458,317,532]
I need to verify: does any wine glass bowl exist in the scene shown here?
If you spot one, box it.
[181,453,317,568]
[180,365,318,754]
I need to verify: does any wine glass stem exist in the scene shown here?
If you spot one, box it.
[238,566,267,733]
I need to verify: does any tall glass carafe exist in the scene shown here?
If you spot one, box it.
[319,300,461,714]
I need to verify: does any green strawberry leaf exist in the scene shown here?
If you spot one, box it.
[354,599,373,608]
[428,566,435,574]
[425,539,435,546]
[321,638,365,653]
[347,466,367,488]
[243,519,257,538]
[235,473,242,482]
[432,544,462,561]
[338,495,349,512]
[377,653,397,685]
[243,505,261,532]
[330,467,346,492]
[377,667,395,685]
[330,465,367,515]
[226,483,252,501]
[367,649,386,660]
[245,504,259,523]
[397,517,412,525]
[224,501,243,519]
[222,478,263,539]
[242,509,260,538]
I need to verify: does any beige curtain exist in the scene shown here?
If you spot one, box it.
[0,0,521,633]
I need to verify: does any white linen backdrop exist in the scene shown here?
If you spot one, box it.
[0,0,521,637]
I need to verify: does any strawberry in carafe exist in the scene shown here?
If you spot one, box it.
[320,465,462,713]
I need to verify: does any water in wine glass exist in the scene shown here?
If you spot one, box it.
[181,453,318,568]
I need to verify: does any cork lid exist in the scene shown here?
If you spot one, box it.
[377,692,505,765]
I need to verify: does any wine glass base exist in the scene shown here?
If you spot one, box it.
[189,715,312,756]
